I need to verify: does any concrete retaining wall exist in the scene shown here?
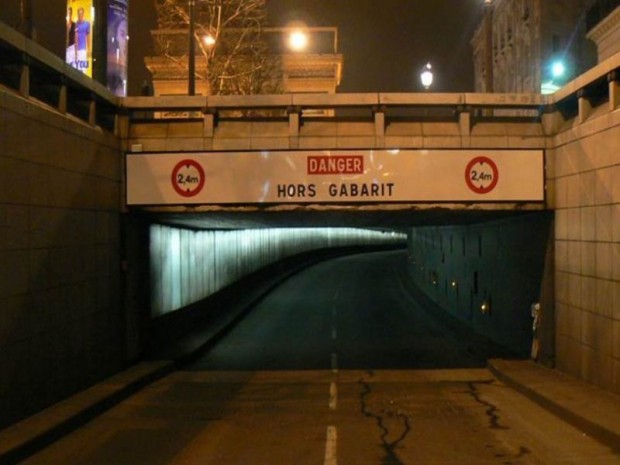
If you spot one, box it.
[549,102,620,392]
[0,89,123,429]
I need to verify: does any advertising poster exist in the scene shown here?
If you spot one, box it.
[107,0,129,96]
[66,0,94,77]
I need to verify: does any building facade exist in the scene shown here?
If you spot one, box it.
[472,0,596,94]
[586,0,620,61]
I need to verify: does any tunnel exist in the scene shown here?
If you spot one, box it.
[122,208,554,368]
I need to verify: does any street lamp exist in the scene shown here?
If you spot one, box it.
[202,34,215,47]
[541,59,568,95]
[288,29,309,51]
[420,62,433,90]
[551,60,566,79]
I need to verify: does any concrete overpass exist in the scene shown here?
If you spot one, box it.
[1,20,620,436]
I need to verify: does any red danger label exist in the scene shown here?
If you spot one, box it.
[307,155,364,175]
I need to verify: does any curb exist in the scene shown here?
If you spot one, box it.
[488,359,620,452]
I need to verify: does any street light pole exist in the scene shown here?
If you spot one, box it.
[19,0,34,39]
[188,0,196,95]
[483,0,494,92]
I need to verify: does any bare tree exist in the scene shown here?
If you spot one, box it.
[153,0,281,95]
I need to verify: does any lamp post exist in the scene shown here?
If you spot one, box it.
[19,0,34,39]
[188,0,196,95]
[483,0,493,92]
[420,62,433,90]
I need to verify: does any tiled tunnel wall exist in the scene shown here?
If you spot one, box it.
[406,213,554,358]
[149,224,407,317]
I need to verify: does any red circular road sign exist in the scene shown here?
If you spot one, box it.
[171,159,205,197]
[465,156,499,194]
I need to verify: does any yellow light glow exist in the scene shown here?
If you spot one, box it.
[203,34,216,46]
[288,30,308,51]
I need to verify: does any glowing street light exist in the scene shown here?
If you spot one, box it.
[288,30,309,51]
[202,34,216,47]
[420,62,433,90]
[551,60,566,78]
[541,59,568,95]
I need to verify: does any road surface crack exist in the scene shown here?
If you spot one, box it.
[466,380,508,430]
[358,371,411,465]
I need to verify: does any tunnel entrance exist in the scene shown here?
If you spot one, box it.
[130,209,553,371]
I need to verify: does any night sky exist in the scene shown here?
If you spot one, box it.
[0,0,484,94]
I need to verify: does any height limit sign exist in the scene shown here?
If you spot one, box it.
[171,159,205,197]
[465,156,499,194]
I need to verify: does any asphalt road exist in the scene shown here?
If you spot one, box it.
[19,251,620,464]
[190,250,511,371]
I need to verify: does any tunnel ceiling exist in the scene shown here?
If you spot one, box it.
[135,204,547,230]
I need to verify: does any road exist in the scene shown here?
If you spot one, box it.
[20,251,620,464]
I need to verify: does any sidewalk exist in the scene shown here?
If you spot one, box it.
[489,359,620,452]
[0,361,174,465]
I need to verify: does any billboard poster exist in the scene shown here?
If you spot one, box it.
[107,0,129,96]
[66,0,94,77]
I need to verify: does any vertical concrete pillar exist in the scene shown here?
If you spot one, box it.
[58,79,67,115]
[203,111,215,138]
[458,106,472,148]
[458,106,472,136]
[577,89,591,124]
[88,97,97,126]
[609,71,619,111]
[19,54,30,97]
[373,105,385,148]
[541,105,563,135]
[288,106,300,149]
[116,113,130,140]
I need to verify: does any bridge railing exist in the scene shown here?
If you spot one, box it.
[0,20,118,132]
[1,18,619,136]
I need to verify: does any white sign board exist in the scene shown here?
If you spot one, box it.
[126,149,544,205]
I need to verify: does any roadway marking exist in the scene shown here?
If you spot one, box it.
[324,426,338,465]
[329,381,338,410]
[331,327,337,340]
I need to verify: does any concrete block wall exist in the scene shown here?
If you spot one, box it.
[407,213,554,357]
[0,89,124,428]
[550,104,620,392]
[149,224,406,317]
